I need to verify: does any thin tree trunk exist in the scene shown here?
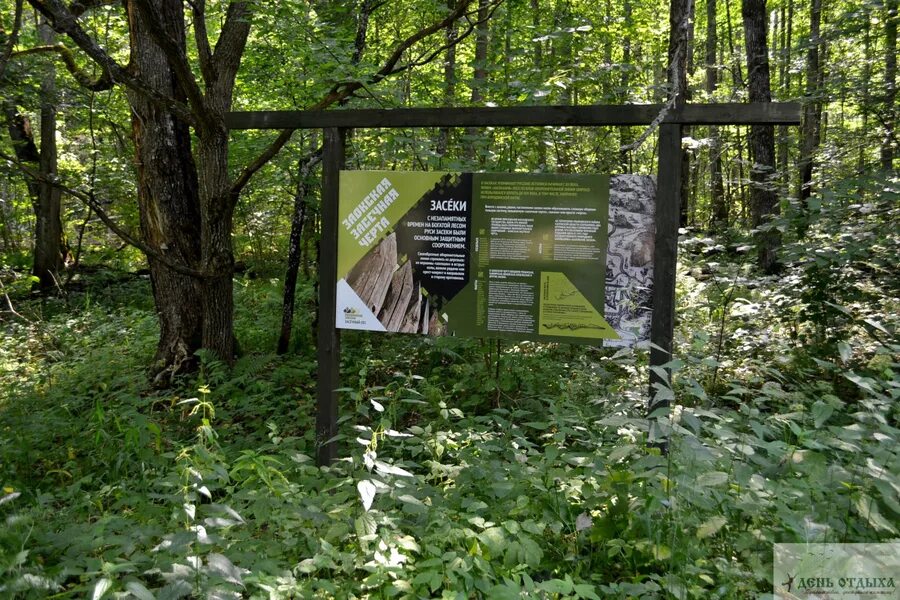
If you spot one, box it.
[619,0,633,172]
[707,0,726,228]
[552,0,573,170]
[668,0,693,226]
[882,0,898,171]
[860,10,870,173]
[437,0,458,157]
[725,0,744,86]
[777,0,793,195]
[798,0,822,205]
[277,150,321,354]
[32,17,65,289]
[532,0,547,169]
[4,104,40,199]
[743,0,780,273]
[465,0,490,162]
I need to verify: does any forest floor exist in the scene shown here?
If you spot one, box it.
[0,181,898,598]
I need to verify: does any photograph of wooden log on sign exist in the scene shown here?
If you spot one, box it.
[346,232,446,334]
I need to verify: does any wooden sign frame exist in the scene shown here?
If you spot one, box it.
[226,103,801,465]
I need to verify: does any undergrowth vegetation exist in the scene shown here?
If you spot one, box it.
[1,177,898,598]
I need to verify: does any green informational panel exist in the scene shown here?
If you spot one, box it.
[335,170,622,345]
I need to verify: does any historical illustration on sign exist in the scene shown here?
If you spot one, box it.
[336,170,655,346]
[604,175,656,346]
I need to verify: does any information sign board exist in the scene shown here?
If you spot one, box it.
[336,171,654,345]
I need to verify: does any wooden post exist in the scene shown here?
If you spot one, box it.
[316,127,346,466]
[649,123,683,411]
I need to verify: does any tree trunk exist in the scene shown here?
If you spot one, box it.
[777,0,793,195]
[667,0,693,226]
[197,130,237,363]
[277,151,320,354]
[3,16,65,289]
[798,0,822,204]
[437,0,457,157]
[882,0,898,171]
[706,0,726,228]
[32,17,65,289]
[618,0,633,172]
[465,0,490,162]
[860,9,871,174]
[552,0,574,170]
[743,0,780,273]
[126,0,204,378]
[4,104,40,198]
[532,0,547,169]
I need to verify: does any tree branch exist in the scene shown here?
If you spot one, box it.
[188,0,215,85]
[67,0,117,17]
[12,44,112,90]
[1,150,209,278]
[210,1,251,105]
[26,0,196,126]
[228,0,486,200]
[0,0,24,78]
[310,0,483,110]
[228,128,295,202]
[401,0,501,73]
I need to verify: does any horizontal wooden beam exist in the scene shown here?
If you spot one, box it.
[226,103,801,130]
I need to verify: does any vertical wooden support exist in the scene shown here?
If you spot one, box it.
[649,123,682,412]
[317,127,346,466]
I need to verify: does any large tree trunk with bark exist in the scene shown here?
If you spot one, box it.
[126,0,204,378]
[197,130,238,363]
[743,0,780,273]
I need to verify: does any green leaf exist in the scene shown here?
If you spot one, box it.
[608,444,636,463]
[854,495,898,534]
[124,581,155,600]
[357,479,376,512]
[811,400,833,428]
[837,341,851,363]
[207,553,244,586]
[91,578,113,600]
[573,583,602,600]
[477,527,506,556]
[355,512,377,539]
[538,578,574,594]
[397,493,424,506]
[696,516,727,538]
[520,536,544,567]
[696,471,729,487]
